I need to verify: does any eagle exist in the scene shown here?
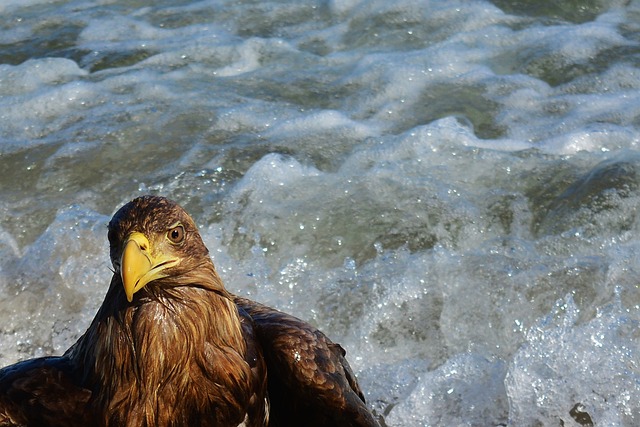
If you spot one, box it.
[0,195,379,427]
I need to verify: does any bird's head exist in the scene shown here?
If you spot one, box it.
[107,195,216,303]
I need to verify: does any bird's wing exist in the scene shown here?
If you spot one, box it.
[0,356,91,427]
[234,297,380,427]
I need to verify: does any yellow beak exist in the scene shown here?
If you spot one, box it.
[120,232,179,302]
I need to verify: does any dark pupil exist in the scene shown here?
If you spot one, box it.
[170,227,182,241]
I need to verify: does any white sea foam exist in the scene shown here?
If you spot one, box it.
[2,0,640,425]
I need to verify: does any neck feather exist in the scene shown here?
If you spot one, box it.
[71,272,253,426]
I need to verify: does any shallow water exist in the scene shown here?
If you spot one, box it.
[2,0,640,425]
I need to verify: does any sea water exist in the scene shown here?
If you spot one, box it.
[2,0,640,425]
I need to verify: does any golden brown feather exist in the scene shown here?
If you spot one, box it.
[0,195,379,427]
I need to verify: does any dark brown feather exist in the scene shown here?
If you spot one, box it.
[236,297,379,427]
[0,196,377,427]
[0,357,91,427]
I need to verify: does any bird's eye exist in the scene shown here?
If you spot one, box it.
[167,225,185,244]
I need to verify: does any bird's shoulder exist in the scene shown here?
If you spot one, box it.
[0,356,92,427]
[234,296,379,427]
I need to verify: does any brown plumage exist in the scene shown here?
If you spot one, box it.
[0,195,379,427]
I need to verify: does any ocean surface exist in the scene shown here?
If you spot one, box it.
[2,0,640,425]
